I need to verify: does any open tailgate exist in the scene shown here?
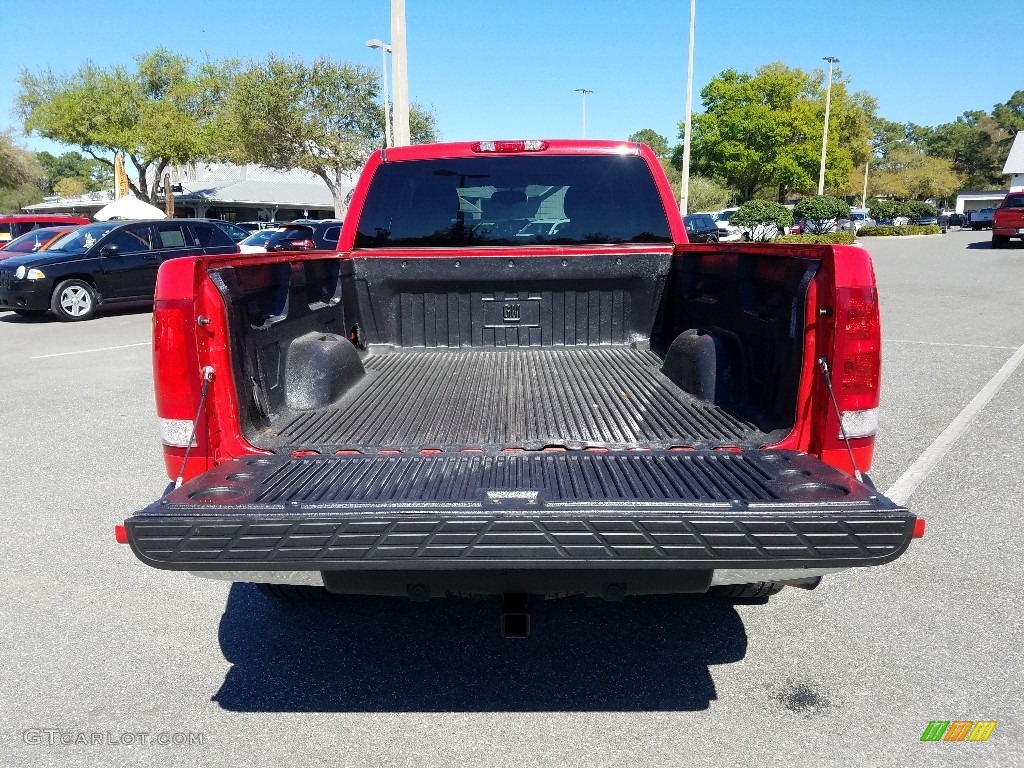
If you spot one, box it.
[124,450,915,571]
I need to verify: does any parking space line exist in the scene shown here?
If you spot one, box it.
[885,339,1018,350]
[30,342,152,360]
[886,341,1024,506]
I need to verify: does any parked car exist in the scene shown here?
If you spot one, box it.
[683,213,720,243]
[238,228,280,253]
[0,219,238,321]
[198,219,250,242]
[0,226,78,259]
[838,211,874,233]
[992,191,1024,248]
[711,209,744,241]
[908,215,938,226]
[0,214,91,249]
[263,219,343,251]
[948,213,965,228]
[236,221,283,232]
[971,208,996,230]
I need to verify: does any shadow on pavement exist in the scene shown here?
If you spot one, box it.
[0,304,152,324]
[213,583,749,713]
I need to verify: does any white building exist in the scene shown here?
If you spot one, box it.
[1003,130,1024,192]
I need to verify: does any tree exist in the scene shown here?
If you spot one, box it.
[36,151,112,195]
[0,131,43,213]
[867,198,909,224]
[794,195,850,234]
[628,129,670,158]
[992,90,1024,135]
[869,144,963,202]
[220,55,438,217]
[913,111,1006,190]
[18,49,234,204]
[53,177,87,198]
[685,62,872,202]
[0,131,41,190]
[731,199,793,241]
[687,175,734,212]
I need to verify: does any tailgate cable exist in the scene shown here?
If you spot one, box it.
[174,366,215,489]
[817,358,863,482]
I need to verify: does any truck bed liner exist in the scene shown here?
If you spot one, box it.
[259,346,773,452]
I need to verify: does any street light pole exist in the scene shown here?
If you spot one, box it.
[366,39,392,148]
[679,0,696,214]
[862,155,870,209]
[390,0,410,146]
[574,88,593,138]
[817,56,839,196]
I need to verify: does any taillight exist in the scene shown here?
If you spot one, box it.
[835,287,881,417]
[153,297,206,479]
[290,238,315,249]
[471,140,548,153]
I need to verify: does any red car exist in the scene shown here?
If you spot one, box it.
[0,214,90,249]
[992,192,1024,248]
[0,226,78,259]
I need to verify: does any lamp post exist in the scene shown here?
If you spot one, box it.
[817,56,839,196]
[679,0,696,214]
[574,88,593,138]
[366,39,393,148]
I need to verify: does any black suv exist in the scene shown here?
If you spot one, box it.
[264,219,343,251]
[0,219,238,321]
[683,213,720,243]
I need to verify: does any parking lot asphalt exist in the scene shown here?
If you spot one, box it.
[0,229,1021,767]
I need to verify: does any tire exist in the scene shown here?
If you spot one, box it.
[12,309,45,318]
[255,582,331,600]
[992,235,1009,249]
[706,581,784,599]
[50,279,98,322]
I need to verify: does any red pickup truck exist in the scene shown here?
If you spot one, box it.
[119,140,921,635]
[992,191,1024,247]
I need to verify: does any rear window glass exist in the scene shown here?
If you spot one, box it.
[156,223,193,248]
[267,226,314,245]
[1004,196,1024,208]
[354,154,672,248]
[193,223,235,248]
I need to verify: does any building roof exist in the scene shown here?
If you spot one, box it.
[23,163,351,213]
[1003,131,1024,174]
[175,163,347,207]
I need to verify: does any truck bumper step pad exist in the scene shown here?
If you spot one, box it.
[126,451,915,571]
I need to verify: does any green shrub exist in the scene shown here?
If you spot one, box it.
[774,232,857,245]
[730,200,794,241]
[793,195,851,234]
[905,200,937,217]
[868,199,908,223]
[857,225,941,237]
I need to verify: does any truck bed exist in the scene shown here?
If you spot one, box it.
[258,346,772,452]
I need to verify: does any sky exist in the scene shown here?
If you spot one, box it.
[2,0,1022,155]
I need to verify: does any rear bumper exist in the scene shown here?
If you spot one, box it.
[125,450,916,576]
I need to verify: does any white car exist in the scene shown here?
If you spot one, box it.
[711,209,745,241]
[238,228,280,253]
